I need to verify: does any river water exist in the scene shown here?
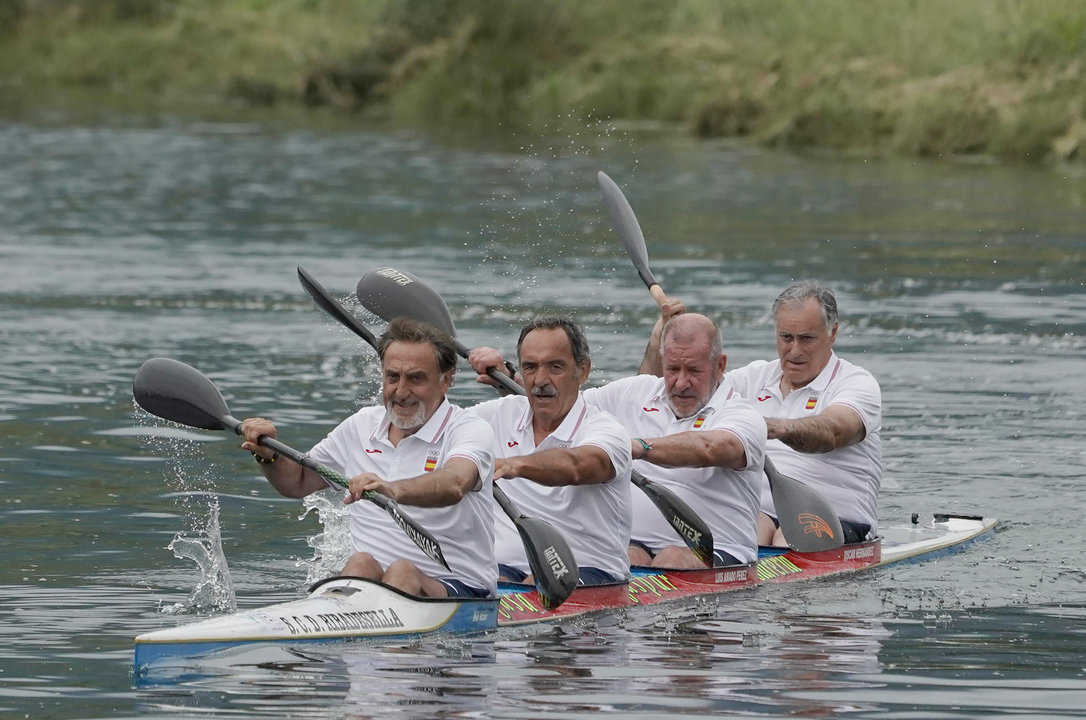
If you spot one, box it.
[1,112,1084,719]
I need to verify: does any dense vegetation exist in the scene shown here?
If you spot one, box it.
[3,0,1084,161]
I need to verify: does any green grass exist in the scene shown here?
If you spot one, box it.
[3,0,1084,161]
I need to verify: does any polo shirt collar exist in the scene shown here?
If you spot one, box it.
[374,396,455,446]
[515,392,590,443]
[647,379,733,420]
[765,351,842,394]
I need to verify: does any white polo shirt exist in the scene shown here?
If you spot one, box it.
[471,393,633,581]
[725,352,882,533]
[309,398,498,594]
[583,376,766,564]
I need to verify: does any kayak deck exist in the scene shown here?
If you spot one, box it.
[134,513,996,672]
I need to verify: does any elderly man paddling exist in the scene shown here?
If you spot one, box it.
[727,281,882,545]
[241,317,498,598]
[468,317,633,585]
[585,311,766,568]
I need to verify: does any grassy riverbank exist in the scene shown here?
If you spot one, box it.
[3,0,1084,161]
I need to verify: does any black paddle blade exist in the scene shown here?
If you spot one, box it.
[631,472,715,566]
[297,267,379,351]
[516,515,579,610]
[356,267,458,337]
[133,358,236,432]
[597,170,657,288]
[493,484,578,609]
[765,459,844,552]
[378,497,451,571]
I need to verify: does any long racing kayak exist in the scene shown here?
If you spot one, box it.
[134,513,995,672]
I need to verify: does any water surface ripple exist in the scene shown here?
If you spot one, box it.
[1,118,1083,718]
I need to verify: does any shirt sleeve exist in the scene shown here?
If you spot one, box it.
[826,367,882,435]
[577,409,632,484]
[709,402,767,472]
[308,408,369,476]
[444,412,497,493]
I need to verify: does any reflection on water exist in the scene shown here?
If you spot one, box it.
[1,116,1084,717]
[125,605,1086,717]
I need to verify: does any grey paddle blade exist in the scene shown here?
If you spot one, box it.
[766,458,844,552]
[356,267,458,336]
[133,357,237,431]
[597,170,657,288]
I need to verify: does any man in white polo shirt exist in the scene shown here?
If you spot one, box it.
[724,281,882,544]
[467,317,632,585]
[240,316,498,598]
[582,312,766,569]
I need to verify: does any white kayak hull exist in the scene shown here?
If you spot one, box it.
[135,513,996,672]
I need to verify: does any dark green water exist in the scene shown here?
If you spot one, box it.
[1,115,1084,718]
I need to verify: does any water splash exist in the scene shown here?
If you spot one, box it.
[162,496,236,615]
[297,489,352,587]
[135,408,238,614]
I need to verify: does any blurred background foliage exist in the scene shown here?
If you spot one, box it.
[2,0,1083,161]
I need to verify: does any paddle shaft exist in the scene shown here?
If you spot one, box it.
[227,413,449,568]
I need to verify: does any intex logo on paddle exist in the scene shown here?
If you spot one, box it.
[544,546,570,579]
[376,268,414,286]
[670,517,702,545]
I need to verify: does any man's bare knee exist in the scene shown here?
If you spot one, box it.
[628,545,653,567]
[342,552,382,579]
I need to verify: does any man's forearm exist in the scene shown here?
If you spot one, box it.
[766,417,837,453]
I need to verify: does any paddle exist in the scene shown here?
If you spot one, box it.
[597,171,667,310]
[355,266,715,566]
[764,457,844,552]
[596,169,845,552]
[132,356,450,570]
[297,267,579,608]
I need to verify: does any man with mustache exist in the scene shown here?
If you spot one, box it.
[240,317,498,598]
[471,313,763,571]
[467,317,632,585]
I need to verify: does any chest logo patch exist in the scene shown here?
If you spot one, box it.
[805,395,818,410]
[365,448,382,454]
[423,451,439,473]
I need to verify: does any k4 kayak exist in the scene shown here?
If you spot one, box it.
[134,513,995,672]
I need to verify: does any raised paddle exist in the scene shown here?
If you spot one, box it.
[596,169,845,553]
[297,267,579,608]
[132,356,450,570]
[597,170,667,310]
[355,266,716,566]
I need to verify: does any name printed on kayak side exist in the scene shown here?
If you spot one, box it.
[280,608,405,635]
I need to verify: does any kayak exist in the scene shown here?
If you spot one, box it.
[134,513,995,672]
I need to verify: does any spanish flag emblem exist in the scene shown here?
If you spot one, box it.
[692,415,706,428]
[424,452,439,473]
[805,396,818,410]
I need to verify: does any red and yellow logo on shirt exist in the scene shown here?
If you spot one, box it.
[423,451,439,473]
[692,415,706,428]
[805,395,818,410]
